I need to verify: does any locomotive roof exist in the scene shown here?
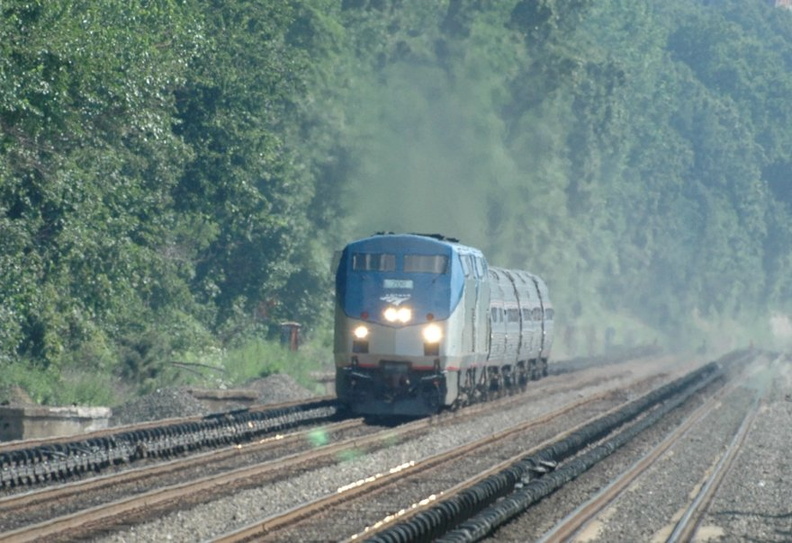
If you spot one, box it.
[350,232,483,255]
[374,232,460,243]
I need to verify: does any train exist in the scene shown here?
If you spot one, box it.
[333,233,554,416]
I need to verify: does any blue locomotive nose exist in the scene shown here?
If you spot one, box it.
[337,244,461,327]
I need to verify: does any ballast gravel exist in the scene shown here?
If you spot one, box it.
[96,356,688,543]
[491,353,792,543]
[110,388,210,425]
[94,353,792,543]
[110,374,316,426]
[700,356,792,543]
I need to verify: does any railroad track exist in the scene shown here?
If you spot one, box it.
[0,418,369,533]
[206,350,757,542]
[0,397,339,491]
[0,396,332,454]
[529,352,779,543]
[473,349,776,543]
[0,346,657,492]
[360,358,730,542]
[0,352,684,542]
[538,376,757,542]
[208,388,625,542]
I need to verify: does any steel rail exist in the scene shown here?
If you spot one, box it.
[537,381,738,543]
[378,359,728,543]
[2,385,594,542]
[666,395,762,543]
[211,389,622,543]
[0,396,335,452]
[0,418,363,520]
[0,353,702,542]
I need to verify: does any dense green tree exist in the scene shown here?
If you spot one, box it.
[0,1,201,368]
[4,0,792,398]
[172,0,329,340]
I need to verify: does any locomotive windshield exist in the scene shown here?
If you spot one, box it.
[352,253,396,271]
[404,254,448,273]
[350,252,448,273]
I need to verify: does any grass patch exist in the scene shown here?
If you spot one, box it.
[222,338,326,393]
[0,329,336,406]
[0,360,133,407]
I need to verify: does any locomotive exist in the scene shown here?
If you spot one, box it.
[333,233,554,416]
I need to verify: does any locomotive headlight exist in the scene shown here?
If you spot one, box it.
[396,307,412,323]
[384,306,412,323]
[384,307,398,322]
[353,325,369,339]
[422,323,443,343]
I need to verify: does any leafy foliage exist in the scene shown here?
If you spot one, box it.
[3,0,792,403]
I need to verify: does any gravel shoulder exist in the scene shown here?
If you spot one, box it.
[110,374,316,426]
[700,355,792,543]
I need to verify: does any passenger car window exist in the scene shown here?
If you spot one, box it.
[460,255,471,277]
[473,257,485,278]
[404,254,448,273]
[352,253,396,271]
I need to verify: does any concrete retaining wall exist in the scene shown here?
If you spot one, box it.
[0,406,111,441]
